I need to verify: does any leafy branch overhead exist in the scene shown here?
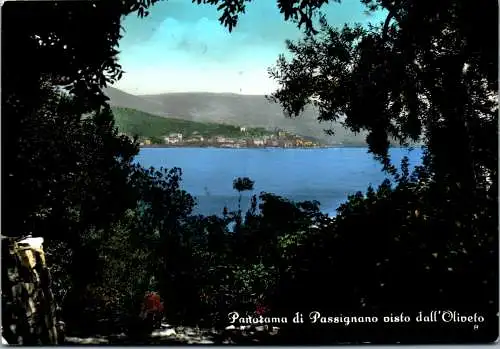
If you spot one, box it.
[4,0,333,121]
[191,0,332,34]
[131,0,332,34]
[268,0,498,180]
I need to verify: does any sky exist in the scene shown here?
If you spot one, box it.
[113,0,386,95]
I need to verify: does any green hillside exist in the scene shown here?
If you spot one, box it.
[111,107,273,141]
[104,87,370,145]
[106,88,422,147]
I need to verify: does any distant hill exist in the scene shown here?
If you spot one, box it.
[112,106,278,141]
[104,87,368,146]
[104,86,173,118]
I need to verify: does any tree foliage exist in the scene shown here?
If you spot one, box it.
[2,0,497,344]
[192,0,332,33]
[268,0,498,182]
[265,0,498,341]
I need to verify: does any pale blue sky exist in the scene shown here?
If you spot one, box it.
[113,0,385,95]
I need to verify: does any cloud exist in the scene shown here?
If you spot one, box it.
[120,14,282,69]
[113,64,279,95]
[115,1,387,94]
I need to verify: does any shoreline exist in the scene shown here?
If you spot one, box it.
[139,144,370,150]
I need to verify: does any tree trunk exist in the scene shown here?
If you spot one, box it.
[2,236,60,345]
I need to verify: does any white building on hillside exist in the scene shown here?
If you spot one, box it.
[253,139,265,146]
[164,133,183,144]
[169,133,183,141]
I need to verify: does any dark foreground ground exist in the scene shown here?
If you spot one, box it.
[64,324,281,345]
[63,322,498,345]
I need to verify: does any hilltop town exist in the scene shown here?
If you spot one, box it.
[133,128,326,149]
[111,105,388,149]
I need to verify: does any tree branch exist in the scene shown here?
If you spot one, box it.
[381,2,404,43]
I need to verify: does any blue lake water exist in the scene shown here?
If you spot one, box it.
[134,147,423,217]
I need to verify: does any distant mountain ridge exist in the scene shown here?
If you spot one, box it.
[104,86,368,145]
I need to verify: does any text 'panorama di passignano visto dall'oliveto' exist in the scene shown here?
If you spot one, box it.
[227,310,486,330]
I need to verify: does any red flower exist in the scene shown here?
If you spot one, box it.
[143,292,164,313]
[255,304,269,316]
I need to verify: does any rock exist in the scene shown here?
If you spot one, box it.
[224,324,253,331]
[65,336,109,344]
[17,237,44,250]
[184,328,197,336]
[2,236,59,345]
[150,328,177,338]
[196,339,215,344]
